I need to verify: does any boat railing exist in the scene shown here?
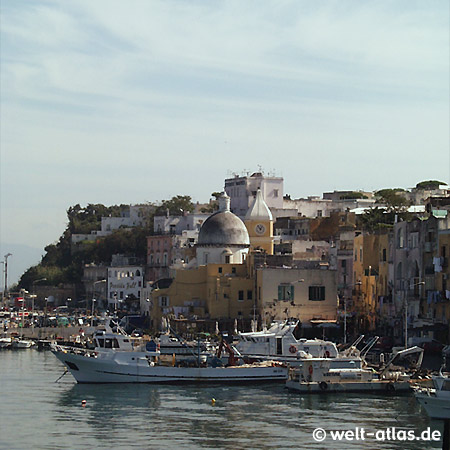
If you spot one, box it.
[52,344,99,358]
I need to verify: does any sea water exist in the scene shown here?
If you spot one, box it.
[0,350,443,450]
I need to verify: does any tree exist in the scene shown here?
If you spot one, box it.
[154,195,194,216]
[375,189,410,214]
[200,192,221,213]
[415,180,447,190]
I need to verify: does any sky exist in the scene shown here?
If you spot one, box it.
[1,0,449,287]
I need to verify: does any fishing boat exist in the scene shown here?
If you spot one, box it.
[51,327,287,384]
[414,368,450,419]
[285,356,412,394]
[233,320,368,369]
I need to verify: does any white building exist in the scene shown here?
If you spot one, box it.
[224,171,283,217]
[153,212,210,235]
[107,266,144,308]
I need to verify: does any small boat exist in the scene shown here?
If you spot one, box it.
[414,368,450,419]
[51,327,287,384]
[285,357,412,394]
[11,338,35,349]
[0,337,12,349]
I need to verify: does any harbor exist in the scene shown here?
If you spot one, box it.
[0,348,445,450]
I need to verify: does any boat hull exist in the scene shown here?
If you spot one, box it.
[415,393,450,419]
[52,350,288,384]
[285,379,411,394]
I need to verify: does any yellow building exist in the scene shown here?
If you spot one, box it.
[353,232,383,332]
[149,192,255,331]
[244,189,274,255]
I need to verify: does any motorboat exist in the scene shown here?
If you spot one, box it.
[11,338,35,349]
[414,368,450,419]
[51,326,288,384]
[234,320,365,369]
[0,337,12,349]
[285,357,412,394]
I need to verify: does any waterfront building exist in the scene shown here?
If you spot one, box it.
[256,267,338,328]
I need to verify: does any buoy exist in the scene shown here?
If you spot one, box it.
[81,400,87,407]
[211,398,216,406]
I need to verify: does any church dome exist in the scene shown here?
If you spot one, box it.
[198,210,250,247]
[197,193,250,247]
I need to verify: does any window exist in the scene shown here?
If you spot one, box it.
[232,267,236,274]
[238,290,244,301]
[247,290,253,300]
[273,189,279,198]
[382,248,387,262]
[204,253,209,264]
[159,296,169,307]
[309,286,325,301]
[317,210,322,217]
[218,267,223,274]
[225,255,230,263]
[278,285,294,301]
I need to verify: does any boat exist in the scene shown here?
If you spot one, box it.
[233,320,366,369]
[414,368,450,419]
[285,357,412,394]
[0,337,12,349]
[11,338,35,349]
[51,326,288,384]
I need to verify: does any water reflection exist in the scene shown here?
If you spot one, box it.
[53,383,443,450]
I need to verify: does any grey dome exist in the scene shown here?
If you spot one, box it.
[198,211,250,247]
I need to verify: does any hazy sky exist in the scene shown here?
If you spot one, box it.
[1,0,449,286]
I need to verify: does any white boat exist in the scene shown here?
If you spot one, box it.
[51,327,288,384]
[285,357,412,394]
[414,369,450,419]
[0,337,12,349]
[11,338,35,349]
[234,320,364,369]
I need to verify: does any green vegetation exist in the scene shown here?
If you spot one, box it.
[18,196,194,290]
[415,180,447,190]
[154,195,194,216]
[375,189,410,213]
[340,192,368,200]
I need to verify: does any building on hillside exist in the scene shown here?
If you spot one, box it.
[224,171,283,217]
[153,212,210,235]
[146,232,197,282]
[72,204,154,246]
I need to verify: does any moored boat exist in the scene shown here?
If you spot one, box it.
[285,357,412,394]
[51,327,287,384]
[414,369,450,419]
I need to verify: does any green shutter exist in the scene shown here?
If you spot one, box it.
[278,285,283,300]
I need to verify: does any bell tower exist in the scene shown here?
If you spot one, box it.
[244,189,274,255]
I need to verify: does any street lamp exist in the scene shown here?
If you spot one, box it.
[405,281,425,349]
[92,280,106,327]
[3,253,12,307]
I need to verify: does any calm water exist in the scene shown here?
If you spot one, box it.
[0,350,444,450]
